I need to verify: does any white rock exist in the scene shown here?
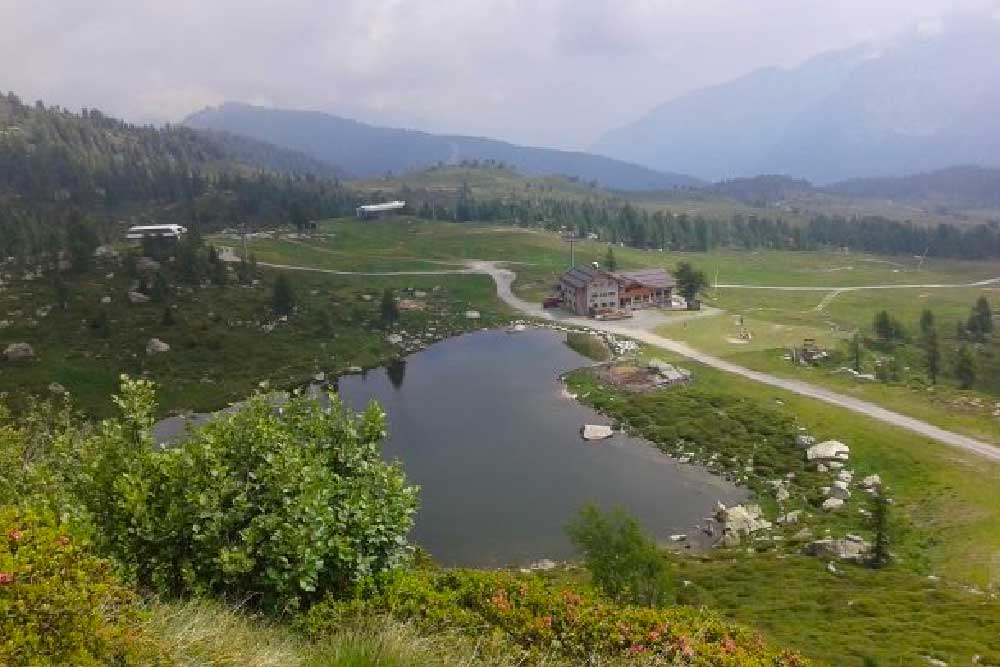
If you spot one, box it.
[822,498,845,511]
[795,434,816,448]
[145,338,170,354]
[806,440,850,463]
[2,342,34,361]
[386,334,404,345]
[776,487,790,503]
[806,536,870,562]
[100,296,112,304]
[581,424,614,441]
[860,474,882,489]
[464,310,481,319]
[47,382,66,394]
[128,291,150,304]
[829,480,851,500]
[777,510,802,525]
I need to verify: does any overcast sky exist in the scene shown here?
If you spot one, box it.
[3,1,999,149]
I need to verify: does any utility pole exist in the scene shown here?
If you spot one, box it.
[561,234,576,268]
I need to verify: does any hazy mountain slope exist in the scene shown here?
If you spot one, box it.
[827,165,1000,207]
[196,129,348,179]
[183,103,702,190]
[592,17,1000,183]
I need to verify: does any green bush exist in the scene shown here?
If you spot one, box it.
[302,569,812,666]
[85,377,418,612]
[0,506,169,667]
[566,505,673,606]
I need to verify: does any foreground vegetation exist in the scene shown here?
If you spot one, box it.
[1,378,811,666]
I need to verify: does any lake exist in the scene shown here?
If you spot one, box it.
[336,327,746,567]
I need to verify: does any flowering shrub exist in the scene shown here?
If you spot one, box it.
[83,377,418,612]
[301,569,812,666]
[0,506,170,667]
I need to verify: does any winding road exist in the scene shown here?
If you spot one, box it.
[227,250,1000,463]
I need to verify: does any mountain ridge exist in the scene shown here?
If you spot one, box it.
[591,16,1000,183]
[183,102,703,191]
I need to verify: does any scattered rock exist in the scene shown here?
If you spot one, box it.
[145,338,170,354]
[128,291,150,304]
[777,510,802,525]
[528,558,557,571]
[47,382,66,394]
[386,334,404,345]
[822,498,845,511]
[829,480,851,500]
[581,424,614,441]
[795,434,816,448]
[859,474,882,490]
[2,342,34,361]
[806,440,850,463]
[361,294,373,301]
[776,487,790,503]
[136,256,161,274]
[806,535,870,562]
[94,245,118,259]
[464,310,481,320]
[923,657,948,667]
[715,503,772,546]
[100,296,112,304]
[346,366,364,374]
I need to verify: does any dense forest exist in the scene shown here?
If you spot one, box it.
[0,92,357,260]
[3,92,1000,263]
[387,182,1000,260]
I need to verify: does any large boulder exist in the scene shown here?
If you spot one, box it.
[146,338,170,354]
[805,535,870,562]
[806,440,850,463]
[2,342,34,361]
[581,424,614,441]
[716,503,772,546]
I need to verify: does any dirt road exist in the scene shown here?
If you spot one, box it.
[224,252,1000,462]
[469,261,1000,463]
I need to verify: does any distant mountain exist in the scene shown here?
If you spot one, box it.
[183,103,702,191]
[827,165,1000,208]
[196,129,348,180]
[592,16,1000,183]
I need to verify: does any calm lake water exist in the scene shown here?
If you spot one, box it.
[336,328,746,567]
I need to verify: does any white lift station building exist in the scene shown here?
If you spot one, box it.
[356,200,406,219]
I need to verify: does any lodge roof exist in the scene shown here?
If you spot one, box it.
[614,268,675,289]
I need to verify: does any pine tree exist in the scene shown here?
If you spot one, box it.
[271,274,295,316]
[849,332,864,372]
[925,328,940,385]
[604,245,618,272]
[869,486,891,569]
[974,296,993,335]
[380,288,399,327]
[955,344,976,389]
[919,309,935,337]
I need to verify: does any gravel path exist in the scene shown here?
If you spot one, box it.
[222,251,1000,462]
[470,261,1000,463]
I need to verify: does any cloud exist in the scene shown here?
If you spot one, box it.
[1,0,997,148]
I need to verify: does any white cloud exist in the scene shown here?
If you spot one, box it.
[0,0,997,148]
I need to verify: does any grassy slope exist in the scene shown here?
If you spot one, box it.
[565,350,1000,666]
[662,285,1000,444]
[0,256,506,417]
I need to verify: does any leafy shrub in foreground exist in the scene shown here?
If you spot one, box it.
[0,506,170,667]
[302,569,811,665]
[83,377,418,612]
[567,505,674,606]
